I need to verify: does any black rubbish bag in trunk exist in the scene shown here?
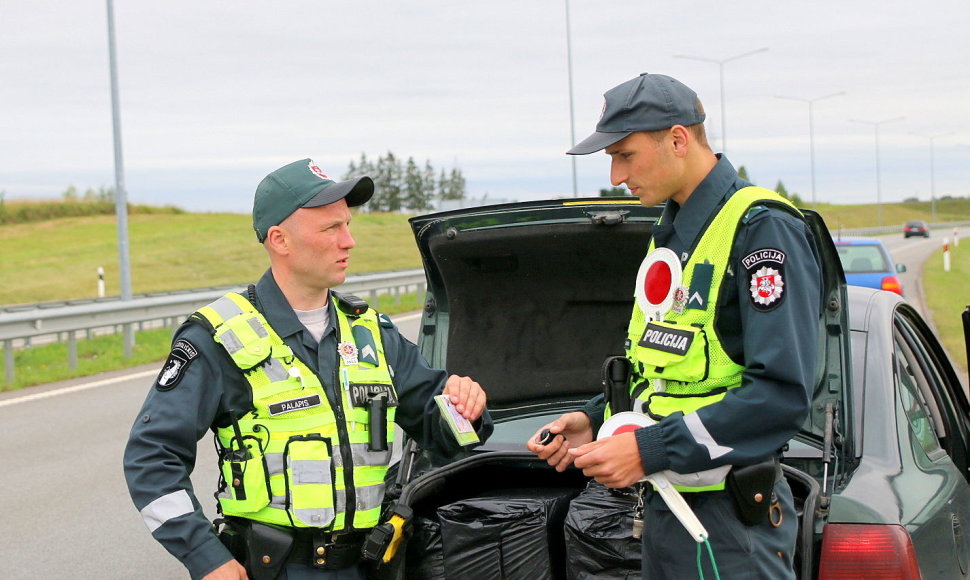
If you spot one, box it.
[564,481,641,580]
[437,487,580,580]
[404,515,445,580]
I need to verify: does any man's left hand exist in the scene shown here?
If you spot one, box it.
[568,432,645,488]
[442,375,487,422]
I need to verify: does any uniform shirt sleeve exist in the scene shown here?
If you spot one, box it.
[378,317,493,454]
[636,206,821,475]
[123,322,236,580]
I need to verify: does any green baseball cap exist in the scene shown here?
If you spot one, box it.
[567,73,705,155]
[252,158,374,242]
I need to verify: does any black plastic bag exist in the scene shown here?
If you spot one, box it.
[403,515,445,580]
[563,481,641,580]
[437,488,579,580]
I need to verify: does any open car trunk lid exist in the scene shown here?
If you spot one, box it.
[407,197,849,448]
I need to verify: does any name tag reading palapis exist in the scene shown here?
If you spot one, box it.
[268,394,322,416]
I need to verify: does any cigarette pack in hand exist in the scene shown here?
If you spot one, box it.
[434,394,480,446]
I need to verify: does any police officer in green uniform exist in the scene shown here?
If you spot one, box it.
[124,158,492,580]
[527,74,822,579]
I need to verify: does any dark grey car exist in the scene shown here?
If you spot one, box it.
[374,198,970,580]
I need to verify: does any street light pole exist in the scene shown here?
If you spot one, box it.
[564,0,578,197]
[673,47,768,155]
[106,0,134,355]
[850,116,904,228]
[776,91,845,210]
[910,131,955,222]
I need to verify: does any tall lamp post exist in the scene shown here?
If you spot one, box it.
[564,0,578,197]
[910,131,955,222]
[776,91,845,210]
[673,47,768,155]
[106,0,134,356]
[850,116,904,228]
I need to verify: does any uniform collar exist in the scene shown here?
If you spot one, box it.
[659,154,748,255]
[254,269,336,342]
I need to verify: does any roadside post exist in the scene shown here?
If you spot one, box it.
[97,267,105,298]
[954,227,960,247]
[944,238,951,272]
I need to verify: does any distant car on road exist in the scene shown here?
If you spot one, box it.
[835,237,905,295]
[904,220,930,238]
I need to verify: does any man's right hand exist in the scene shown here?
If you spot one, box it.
[526,411,594,472]
[202,559,248,580]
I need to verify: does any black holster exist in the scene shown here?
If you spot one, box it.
[217,519,294,580]
[602,356,633,414]
[725,458,781,526]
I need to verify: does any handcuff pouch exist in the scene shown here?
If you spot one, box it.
[725,458,780,526]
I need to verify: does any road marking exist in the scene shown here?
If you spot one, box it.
[392,312,422,322]
[0,369,159,409]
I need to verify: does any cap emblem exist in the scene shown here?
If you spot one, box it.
[307,160,329,180]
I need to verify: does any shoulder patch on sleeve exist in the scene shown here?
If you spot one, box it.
[742,205,769,223]
[155,338,199,391]
[743,248,786,311]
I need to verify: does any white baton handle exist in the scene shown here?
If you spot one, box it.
[598,412,709,543]
[644,472,709,543]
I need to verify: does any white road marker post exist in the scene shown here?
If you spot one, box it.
[944,238,951,273]
[97,266,106,298]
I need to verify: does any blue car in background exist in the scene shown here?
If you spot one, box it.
[835,237,906,295]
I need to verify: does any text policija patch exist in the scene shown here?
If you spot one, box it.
[156,339,199,391]
[349,384,399,408]
[639,322,694,356]
[743,248,787,311]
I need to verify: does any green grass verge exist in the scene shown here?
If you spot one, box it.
[923,241,970,376]
[0,291,424,392]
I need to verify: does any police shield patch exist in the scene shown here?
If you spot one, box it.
[744,248,786,311]
[156,339,198,391]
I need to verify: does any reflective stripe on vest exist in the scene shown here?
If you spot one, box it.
[197,292,397,531]
[612,187,799,492]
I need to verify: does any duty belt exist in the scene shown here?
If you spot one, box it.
[289,530,367,570]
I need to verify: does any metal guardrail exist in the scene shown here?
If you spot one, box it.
[0,269,426,382]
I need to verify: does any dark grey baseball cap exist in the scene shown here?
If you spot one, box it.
[253,158,374,242]
[567,73,705,155]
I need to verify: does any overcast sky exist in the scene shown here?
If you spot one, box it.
[2,0,968,214]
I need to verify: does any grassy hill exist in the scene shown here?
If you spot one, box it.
[1,197,967,389]
[814,198,970,230]
[0,208,420,305]
[3,198,970,306]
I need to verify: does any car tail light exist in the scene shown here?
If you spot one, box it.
[881,276,903,295]
[818,523,921,579]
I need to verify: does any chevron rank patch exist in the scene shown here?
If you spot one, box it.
[744,248,786,311]
[156,339,198,391]
[352,325,379,367]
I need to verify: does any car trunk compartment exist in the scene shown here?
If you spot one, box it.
[423,218,652,413]
[396,452,599,580]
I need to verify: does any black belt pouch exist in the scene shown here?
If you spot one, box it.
[245,522,295,580]
[725,459,779,526]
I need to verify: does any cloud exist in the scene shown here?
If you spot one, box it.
[2,0,969,212]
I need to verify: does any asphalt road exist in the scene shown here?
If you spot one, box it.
[0,231,963,579]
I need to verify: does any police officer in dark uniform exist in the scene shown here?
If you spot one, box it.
[527,74,822,579]
[124,158,492,580]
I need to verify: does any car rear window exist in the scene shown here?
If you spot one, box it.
[837,245,888,273]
